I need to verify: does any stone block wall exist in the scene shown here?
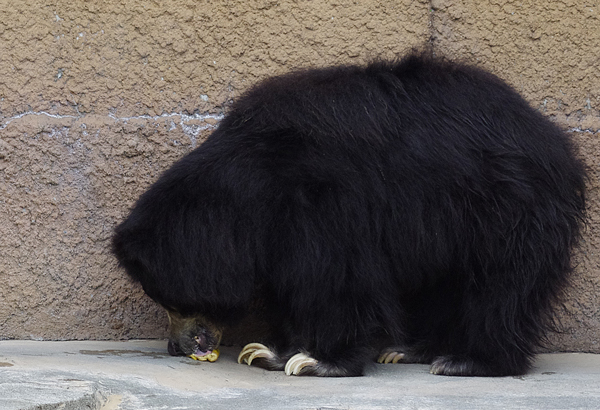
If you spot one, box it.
[1,0,598,351]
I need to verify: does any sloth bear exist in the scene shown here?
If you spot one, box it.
[112,53,586,377]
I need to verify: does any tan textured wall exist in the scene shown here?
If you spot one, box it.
[1,0,599,351]
[431,0,600,131]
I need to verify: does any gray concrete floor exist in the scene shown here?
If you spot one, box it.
[0,340,599,410]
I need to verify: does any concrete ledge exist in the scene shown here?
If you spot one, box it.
[0,373,103,410]
[1,340,599,410]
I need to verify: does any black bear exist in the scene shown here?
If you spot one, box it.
[112,53,586,377]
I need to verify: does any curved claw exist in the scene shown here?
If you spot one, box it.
[377,350,405,364]
[284,353,318,376]
[248,349,276,365]
[238,343,276,365]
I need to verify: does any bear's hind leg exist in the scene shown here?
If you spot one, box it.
[418,309,536,376]
[425,285,542,376]
[396,276,536,376]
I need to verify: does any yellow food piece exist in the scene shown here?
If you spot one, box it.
[189,349,220,362]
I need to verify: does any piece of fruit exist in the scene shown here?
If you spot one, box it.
[189,349,220,362]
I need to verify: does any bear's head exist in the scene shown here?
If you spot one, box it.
[165,309,223,359]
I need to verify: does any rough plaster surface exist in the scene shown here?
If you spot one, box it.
[1,0,599,352]
[431,0,600,132]
[0,0,428,118]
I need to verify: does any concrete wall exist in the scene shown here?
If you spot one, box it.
[0,0,598,352]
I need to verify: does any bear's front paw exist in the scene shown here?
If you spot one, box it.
[238,342,286,371]
[238,343,276,365]
[284,353,319,376]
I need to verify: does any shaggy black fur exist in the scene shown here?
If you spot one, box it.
[113,53,586,377]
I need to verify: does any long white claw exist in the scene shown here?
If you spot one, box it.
[238,342,274,365]
[377,351,405,364]
[247,348,276,365]
[284,353,318,376]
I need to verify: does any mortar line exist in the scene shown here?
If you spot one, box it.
[0,111,78,130]
[0,111,224,146]
[1,110,595,139]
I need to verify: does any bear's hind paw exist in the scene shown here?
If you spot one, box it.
[430,355,512,376]
[377,349,405,364]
